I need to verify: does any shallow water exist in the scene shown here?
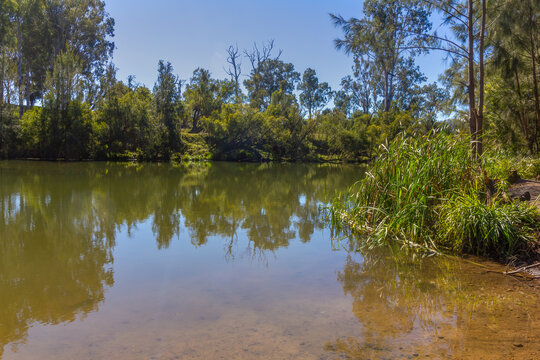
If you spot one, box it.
[0,161,538,359]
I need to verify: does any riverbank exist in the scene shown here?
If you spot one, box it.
[329,132,540,270]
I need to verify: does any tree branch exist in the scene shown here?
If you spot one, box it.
[400,45,469,59]
[421,0,468,27]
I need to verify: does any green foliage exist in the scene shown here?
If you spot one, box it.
[154,60,182,155]
[483,153,540,180]
[0,103,18,158]
[330,131,540,260]
[244,47,300,111]
[439,190,539,259]
[180,132,212,162]
[20,98,93,159]
[205,104,266,160]
[19,106,41,156]
[18,49,94,159]
[184,68,232,133]
[263,90,312,160]
[94,82,159,160]
[331,0,433,112]
[315,109,368,160]
[298,68,332,119]
[487,0,540,154]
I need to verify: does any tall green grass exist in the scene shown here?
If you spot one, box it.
[483,154,540,181]
[439,188,539,259]
[330,131,539,260]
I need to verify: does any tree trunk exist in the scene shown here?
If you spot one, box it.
[17,16,24,118]
[191,110,200,133]
[25,69,32,108]
[467,0,477,157]
[0,52,4,105]
[384,71,390,112]
[513,69,536,153]
[514,69,533,153]
[530,29,540,154]
[476,0,486,157]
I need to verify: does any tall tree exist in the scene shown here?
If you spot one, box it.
[9,0,114,116]
[244,41,299,111]
[183,68,231,133]
[0,0,16,104]
[298,68,332,119]
[331,0,433,112]
[0,0,15,104]
[334,75,373,117]
[225,44,242,103]
[154,60,180,153]
[417,0,488,157]
[37,47,93,159]
[490,0,540,153]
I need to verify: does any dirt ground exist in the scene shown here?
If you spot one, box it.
[508,179,540,212]
[507,179,540,278]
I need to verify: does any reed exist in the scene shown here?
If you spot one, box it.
[330,131,539,259]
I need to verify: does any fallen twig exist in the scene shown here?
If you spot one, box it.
[504,262,540,275]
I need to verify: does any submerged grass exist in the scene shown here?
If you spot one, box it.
[330,131,540,261]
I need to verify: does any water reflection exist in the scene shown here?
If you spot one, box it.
[326,244,540,359]
[0,163,115,356]
[0,161,360,355]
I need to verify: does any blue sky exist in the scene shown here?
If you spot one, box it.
[105,0,446,91]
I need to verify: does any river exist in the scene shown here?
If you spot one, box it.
[0,161,538,359]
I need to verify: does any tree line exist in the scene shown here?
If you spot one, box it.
[0,0,538,161]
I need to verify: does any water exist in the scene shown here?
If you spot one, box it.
[0,161,538,359]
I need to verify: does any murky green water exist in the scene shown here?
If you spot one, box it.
[0,161,538,359]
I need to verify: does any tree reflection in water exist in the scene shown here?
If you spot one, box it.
[0,161,360,355]
[326,242,540,359]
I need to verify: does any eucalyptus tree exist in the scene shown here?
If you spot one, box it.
[331,0,433,113]
[333,0,491,157]
[225,44,242,103]
[44,0,115,102]
[298,68,332,119]
[95,78,157,160]
[0,0,16,103]
[417,0,488,157]
[489,0,540,153]
[243,41,300,111]
[38,47,93,159]
[183,68,234,133]
[8,0,114,115]
[0,0,15,45]
[154,60,181,153]
[184,68,215,132]
[334,76,368,117]
[0,0,17,156]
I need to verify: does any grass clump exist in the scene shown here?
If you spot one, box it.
[439,189,539,259]
[483,154,540,181]
[330,131,540,260]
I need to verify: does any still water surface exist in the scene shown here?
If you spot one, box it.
[0,161,539,359]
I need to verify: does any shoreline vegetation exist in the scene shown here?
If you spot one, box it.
[328,131,540,272]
